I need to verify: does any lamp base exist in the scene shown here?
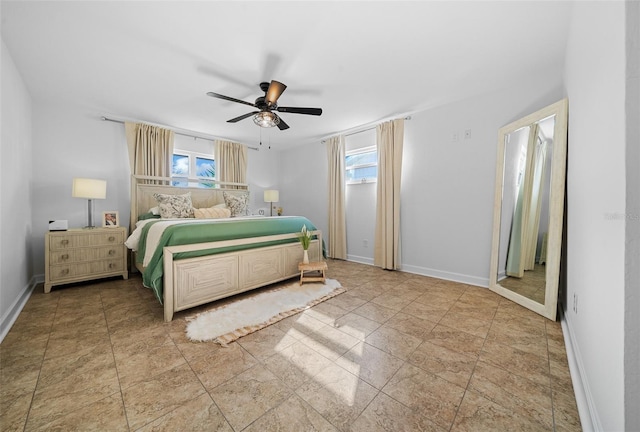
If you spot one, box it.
[85,199,97,229]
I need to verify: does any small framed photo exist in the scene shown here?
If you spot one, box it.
[102,211,119,227]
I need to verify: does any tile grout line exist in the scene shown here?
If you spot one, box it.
[101,285,133,431]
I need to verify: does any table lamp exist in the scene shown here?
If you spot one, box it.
[263,190,279,216]
[72,178,107,228]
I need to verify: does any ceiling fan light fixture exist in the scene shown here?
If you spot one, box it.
[253,111,280,128]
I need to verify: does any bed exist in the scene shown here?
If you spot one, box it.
[127,176,322,321]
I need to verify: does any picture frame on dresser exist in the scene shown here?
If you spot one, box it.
[102,211,119,227]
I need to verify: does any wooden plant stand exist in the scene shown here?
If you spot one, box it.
[298,261,328,285]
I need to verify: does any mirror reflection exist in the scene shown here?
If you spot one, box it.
[497,115,555,305]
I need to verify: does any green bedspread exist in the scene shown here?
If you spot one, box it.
[138,216,318,303]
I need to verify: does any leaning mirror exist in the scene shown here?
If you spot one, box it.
[489,99,568,320]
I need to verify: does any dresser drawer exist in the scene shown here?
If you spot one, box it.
[49,246,124,264]
[48,263,90,281]
[90,259,125,274]
[49,235,76,250]
[75,231,124,247]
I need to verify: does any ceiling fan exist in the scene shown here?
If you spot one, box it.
[206,80,322,130]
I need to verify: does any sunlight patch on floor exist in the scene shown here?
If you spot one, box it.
[278,310,364,406]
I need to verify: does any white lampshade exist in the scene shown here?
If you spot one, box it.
[263,190,279,203]
[72,178,107,199]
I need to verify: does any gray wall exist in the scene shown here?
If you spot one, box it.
[1,40,33,339]
[563,1,634,430]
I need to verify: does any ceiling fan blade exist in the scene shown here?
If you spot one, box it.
[207,92,256,107]
[265,80,287,106]
[276,106,322,116]
[227,111,259,123]
[276,116,290,130]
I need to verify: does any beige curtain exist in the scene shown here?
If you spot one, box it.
[326,136,347,259]
[215,140,247,188]
[124,122,174,179]
[374,119,404,270]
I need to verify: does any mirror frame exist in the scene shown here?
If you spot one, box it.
[489,98,568,320]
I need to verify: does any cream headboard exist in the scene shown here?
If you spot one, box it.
[130,176,249,231]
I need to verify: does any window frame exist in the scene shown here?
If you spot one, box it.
[345,145,378,185]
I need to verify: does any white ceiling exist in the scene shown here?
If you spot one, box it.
[1,1,573,149]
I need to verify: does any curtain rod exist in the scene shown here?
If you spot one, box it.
[101,116,259,151]
[320,115,412,143]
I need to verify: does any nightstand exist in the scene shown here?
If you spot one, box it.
[44,227,128,293]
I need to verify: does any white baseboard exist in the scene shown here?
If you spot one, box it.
[0,276,38,343]
[346,254,374,266]
[560,308,599,431]
[400,263,489,288]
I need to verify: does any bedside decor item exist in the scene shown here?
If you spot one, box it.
[277,207,283,216]
[72,178,107,229]
[263,189,279,216]
[48,220,68,231]
[186,278,343,345]
[102,211,119,227]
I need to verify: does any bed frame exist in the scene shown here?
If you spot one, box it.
[130,176,322,321]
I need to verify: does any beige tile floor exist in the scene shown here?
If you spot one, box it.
[1,259,581,431]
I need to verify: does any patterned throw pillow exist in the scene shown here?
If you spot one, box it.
[193,207,232,219]
[153,192,194,218]
[223,191,250,217]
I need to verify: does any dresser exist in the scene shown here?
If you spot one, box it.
[44,227,128,293]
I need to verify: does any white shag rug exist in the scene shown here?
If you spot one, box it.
[186,278,344,345]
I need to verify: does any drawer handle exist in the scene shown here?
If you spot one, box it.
[108,236,115,242]
[109,263,115,269]
[61,269,69,275]
[108,249,115,256]
[61,254,69,260]
[61,239,69,245]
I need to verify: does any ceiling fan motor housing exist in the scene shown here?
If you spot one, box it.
[254,96,270,110]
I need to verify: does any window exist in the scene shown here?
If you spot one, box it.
[346,146,377,184]
[171,151,216,187]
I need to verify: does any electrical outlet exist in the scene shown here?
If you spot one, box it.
[464,129,472,139]
[573,293,578,314]
[451,132,459,142]
[363,239,368,248]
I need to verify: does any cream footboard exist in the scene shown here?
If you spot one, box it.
[161,232,321,321]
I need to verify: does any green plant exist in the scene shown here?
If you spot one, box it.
[298,225,313,250]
